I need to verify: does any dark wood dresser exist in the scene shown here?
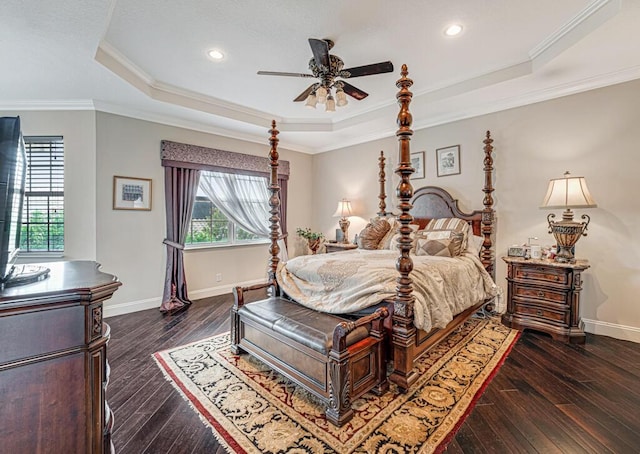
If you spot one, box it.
[501,256,589,344]
[0,261,121,453]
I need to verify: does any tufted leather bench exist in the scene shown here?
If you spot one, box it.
[230,282,389,426]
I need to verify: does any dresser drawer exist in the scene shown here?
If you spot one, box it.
[513,301,569,325]
[513,283,567,305]
[514,265,569,286]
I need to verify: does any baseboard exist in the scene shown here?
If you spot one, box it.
[581,318,640,344]
[187,278,266,301]
[104,296,160,318]
[103,278,267,318]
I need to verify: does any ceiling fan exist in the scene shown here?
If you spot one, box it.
[257,38,394,111]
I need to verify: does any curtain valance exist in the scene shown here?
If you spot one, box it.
[160,140,289,179]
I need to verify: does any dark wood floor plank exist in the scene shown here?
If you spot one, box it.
[105,295,640,454]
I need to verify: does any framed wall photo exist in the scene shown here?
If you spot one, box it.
[410,151,425,179]
[113,176,152,210]
[436,145,461,177]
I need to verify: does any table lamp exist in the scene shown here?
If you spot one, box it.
[540,171,597,263]
[333,199,353,244]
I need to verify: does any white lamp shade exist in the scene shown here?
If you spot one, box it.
[541,172,597,209]
[325,95,336,112]
[336,89,348,107]
[333,199,353,217]
[305,93,317,109]
[316,86,328,104]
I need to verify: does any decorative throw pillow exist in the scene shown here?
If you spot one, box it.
[424,218,470,250]
[384,224,419,252]
[377,217,398,249]
[357,218,391,249]
[415,230,465,257]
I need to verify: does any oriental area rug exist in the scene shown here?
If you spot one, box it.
[153,317,519,454]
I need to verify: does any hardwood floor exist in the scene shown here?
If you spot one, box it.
[107,295,640,453]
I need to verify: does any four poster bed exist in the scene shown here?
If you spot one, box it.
[230,65,497,426]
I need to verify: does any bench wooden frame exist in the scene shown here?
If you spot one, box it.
[231,284,388,426]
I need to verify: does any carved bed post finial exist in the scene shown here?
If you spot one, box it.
[481,130,495,280]
[378,151,387,217]
[268,120,281,284]
[389,64,419,391]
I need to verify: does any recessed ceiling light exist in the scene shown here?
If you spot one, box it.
[207,49,224,60]
[444,24,463,36]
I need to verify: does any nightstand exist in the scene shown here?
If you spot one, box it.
[325,242,358,253]
[501,256,590,344]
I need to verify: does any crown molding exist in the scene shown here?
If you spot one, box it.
[0,100,96,110]
[92,100,314,154]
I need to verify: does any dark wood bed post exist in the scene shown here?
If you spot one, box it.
[230,121,280,353]
[267,120,281,284]
[377,151,387,217]
[388,64,419,392]
[481,131,495,280]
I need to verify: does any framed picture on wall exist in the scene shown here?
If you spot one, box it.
[410,151,425,179]
[436,145,461,177]
[113,176,152,210]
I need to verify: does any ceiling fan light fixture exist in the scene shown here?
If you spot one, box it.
[325,94,336,112]
[305,92,318,109]
[336,88,348,107]
[316,85,328,104]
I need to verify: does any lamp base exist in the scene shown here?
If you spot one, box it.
[547,213,590,264]
[554,245,576,263]
[339,217,350,244]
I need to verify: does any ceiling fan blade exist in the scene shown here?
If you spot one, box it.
[293,84,316,102]
[308,38,330,69]
[257,71,315,78]
[343,61,394,78]
[341,81,368,100]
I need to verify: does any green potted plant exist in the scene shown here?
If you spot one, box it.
[296,227,324,254]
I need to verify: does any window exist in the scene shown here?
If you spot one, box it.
[20,136,64,253]
[185,175,264,247]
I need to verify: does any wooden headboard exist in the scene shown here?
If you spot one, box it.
[411,186,483,235]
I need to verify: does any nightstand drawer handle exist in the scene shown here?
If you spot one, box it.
[522,272,528,277]
[537,291,544,297]
[554,276,560,281]
[536,310,542,316]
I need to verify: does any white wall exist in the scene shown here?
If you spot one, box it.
[312,79,640,343]
[0,110,97,261]
[95,112,313,315]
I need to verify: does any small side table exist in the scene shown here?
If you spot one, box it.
[325,242,358,254]
[501,256,590,344]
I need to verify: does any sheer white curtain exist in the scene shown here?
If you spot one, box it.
[199,171,288,260]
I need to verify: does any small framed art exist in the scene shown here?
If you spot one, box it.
[410,151,425,179]
[436,145,461,177]
[113,176,152,211]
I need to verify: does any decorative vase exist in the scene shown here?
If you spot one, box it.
[307,239,321,254]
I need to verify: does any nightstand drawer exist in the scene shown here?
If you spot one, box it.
[515,266,569,286]
[513,301,569,325]
[513,283,567,305]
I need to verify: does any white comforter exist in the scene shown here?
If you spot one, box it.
[276,249,499,332]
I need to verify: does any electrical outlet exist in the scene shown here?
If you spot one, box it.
[216,273,222,282]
